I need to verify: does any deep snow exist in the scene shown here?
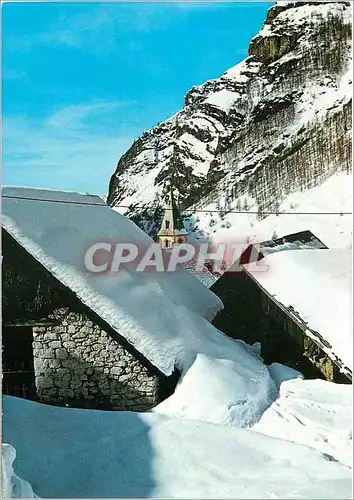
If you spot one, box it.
[252,377,353,468]
[2,390,352,499]
[153,351,276,427]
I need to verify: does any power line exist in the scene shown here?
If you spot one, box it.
[2,194,106,207]
[2,194,352,216]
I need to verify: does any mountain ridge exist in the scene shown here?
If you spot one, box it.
[107,0,352,243]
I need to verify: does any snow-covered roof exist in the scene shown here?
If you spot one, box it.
[181,257,217,289]
[2,187,223,376]
[242,249,352,375]
[260,230,328,255]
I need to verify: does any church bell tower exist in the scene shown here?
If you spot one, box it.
[157,190,187,249]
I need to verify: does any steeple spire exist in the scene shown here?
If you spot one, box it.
[157,188,187,249]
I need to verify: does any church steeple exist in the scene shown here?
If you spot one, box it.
[157,189,187,249]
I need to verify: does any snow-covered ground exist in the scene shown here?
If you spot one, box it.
[2,444,38,499]
[153,349,276,428]
[3,368,352,499]
[252,376,353,468]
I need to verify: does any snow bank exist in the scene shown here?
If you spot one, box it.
[243,249,352,373]
[267,362,303,389]
[2,187,223,376]
[153,352,276,427]
[252,378,353,468]
[2,396,352,499]
[1,444,38,498]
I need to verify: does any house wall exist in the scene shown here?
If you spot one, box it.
[260,292,347,382]
[32,308,162,410]
[211,270,348,382]
[3,231,177,411]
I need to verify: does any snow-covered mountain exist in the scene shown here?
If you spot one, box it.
[184,169,352,253]
[108,0,352,248]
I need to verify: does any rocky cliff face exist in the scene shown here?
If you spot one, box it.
[108,1,352,228]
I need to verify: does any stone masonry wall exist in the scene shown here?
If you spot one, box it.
[32,308,162,410]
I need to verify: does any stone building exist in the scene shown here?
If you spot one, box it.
[211,233,352,383]
[157,190,187,248]
[2,187,222,410]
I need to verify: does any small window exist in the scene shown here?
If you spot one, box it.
[165,220,170,230]
[165,240,169,248]
[178,238,184,243]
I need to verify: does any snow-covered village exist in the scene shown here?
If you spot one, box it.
[1,0,353,498]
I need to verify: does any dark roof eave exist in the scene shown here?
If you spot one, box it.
[241,264,352,380]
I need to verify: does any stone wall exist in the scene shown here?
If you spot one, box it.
[260,292,349,382]
[32,308,162,410]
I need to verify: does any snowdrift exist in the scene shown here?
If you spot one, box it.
[2,444,38,499]
[153,351,275,427]
[2,395,352,499]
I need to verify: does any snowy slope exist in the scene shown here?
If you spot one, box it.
[2,395,352,499]
[185,170,352,254]
[2,187,223,376]
[252,377,353,468]
[243,248,352,374]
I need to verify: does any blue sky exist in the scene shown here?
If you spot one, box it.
[2,1,272,194]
